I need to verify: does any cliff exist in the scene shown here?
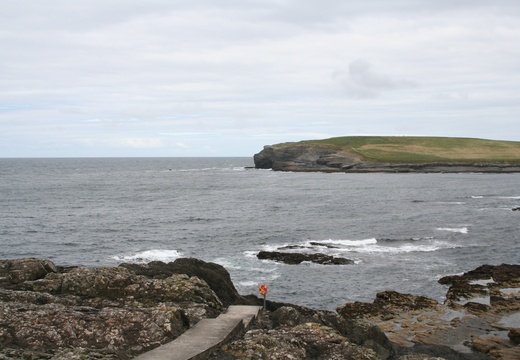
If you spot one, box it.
[253,136,520,172]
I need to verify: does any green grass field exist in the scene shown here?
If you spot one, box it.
[277,136,520,163]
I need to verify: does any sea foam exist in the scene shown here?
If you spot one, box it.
[310,238,378,247]
[436,227,468,234]
[110,249,182,263]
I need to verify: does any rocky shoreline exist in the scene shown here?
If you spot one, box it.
[1,258,519,359]
[253,144,520,173]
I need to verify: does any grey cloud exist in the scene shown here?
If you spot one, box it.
[335,60,418,99]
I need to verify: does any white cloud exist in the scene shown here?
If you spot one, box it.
[82,138,165,149]
[1,1,520,157]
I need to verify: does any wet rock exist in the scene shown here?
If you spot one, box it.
[439,264,520,313]
[439,264,520,287]
[336,290,438,319]
[374,290,438,312]
[276,242,339,251]
[257,251,354,265]
[463,301,492,314]
[336,265,520,359]
[277,244,307,250]
[309,241,340,249]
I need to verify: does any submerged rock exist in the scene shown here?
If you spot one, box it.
[257,251,354,265]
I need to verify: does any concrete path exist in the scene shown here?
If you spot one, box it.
[134,305,262,360]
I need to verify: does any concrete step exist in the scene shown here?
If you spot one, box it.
[134,305,261,360]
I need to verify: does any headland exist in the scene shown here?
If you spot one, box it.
[253,136,520,173]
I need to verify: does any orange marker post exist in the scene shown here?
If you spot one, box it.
[258,283,268,310]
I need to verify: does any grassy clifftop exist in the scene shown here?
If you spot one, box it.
[281,136,520,164]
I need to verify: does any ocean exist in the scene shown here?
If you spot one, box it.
[1,157,519,310]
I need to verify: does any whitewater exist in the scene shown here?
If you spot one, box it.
[1,157,519,310]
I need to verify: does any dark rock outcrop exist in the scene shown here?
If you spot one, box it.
[257,251,354,265]
[121,257,242,307]
[337,290,438,319]
[439,263,520,313]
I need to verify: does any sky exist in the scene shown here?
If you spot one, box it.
[1,0,520,157]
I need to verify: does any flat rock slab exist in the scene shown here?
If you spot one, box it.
[135,306,261,360]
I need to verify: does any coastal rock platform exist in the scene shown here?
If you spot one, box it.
[1,258,519,359]
[337,264,520,359]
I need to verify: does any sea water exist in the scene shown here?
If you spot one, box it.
[1,157,519,310]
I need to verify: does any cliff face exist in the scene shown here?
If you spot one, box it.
[253,144,520,173]
[253,144,363,172]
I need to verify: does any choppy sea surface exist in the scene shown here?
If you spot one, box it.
[1,157,519,310]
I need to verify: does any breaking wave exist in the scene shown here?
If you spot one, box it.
[110,249,182,263]
[436,227,468,234]
[256,237,460,256]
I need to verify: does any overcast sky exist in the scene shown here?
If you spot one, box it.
[2,1,520,157]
